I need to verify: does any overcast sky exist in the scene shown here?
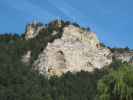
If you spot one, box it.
[0,0,133,48]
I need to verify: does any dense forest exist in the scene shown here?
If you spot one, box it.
[0,20,133,100]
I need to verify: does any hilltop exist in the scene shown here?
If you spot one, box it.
[23,20,133,76]
[0,20,133,100]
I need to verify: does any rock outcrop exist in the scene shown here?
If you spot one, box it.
[25,21,43,40]
[23,21,133,77]
[113,51,133,64]
[22,51,31,64]
[34,25,112,76]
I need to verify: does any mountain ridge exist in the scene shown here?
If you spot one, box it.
[22,20,133,76]
[0,20,133,77]
[0,20,133,100]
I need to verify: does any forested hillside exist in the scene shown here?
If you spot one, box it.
[0,20,133,100]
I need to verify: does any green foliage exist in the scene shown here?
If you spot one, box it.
[72,22,80,27]
[97,62,133,100]
[100,42,106,48]
[110,47,130,53]
[48,71,105,100]
[0,57,103,100]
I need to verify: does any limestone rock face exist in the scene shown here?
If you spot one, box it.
[113,51,133,64]
[22,51,31,64]
[25,21,43,40]
[34,25,112,76]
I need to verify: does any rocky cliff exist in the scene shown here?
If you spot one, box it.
[25,21,43,40]
[23,20,133,76]
[113,51,133,64]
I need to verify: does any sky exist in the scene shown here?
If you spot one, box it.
[0,0,133,48]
